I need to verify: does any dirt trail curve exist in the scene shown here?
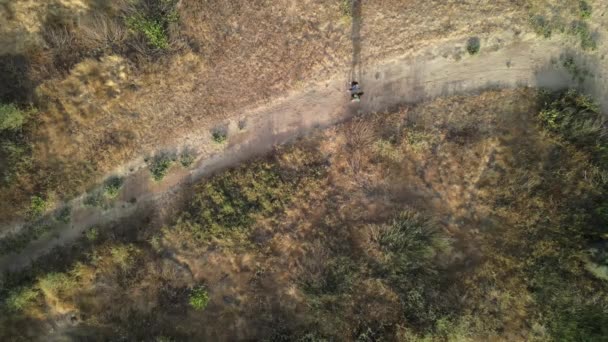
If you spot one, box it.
[1,38,605,273]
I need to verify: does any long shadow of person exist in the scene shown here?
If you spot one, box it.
[350,0,363,83]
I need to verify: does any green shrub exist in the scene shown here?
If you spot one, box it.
[302,257,357,296]
[531,15,552,38]
[561,56,589,82]
[55,206,71,224]
[0,140,33,185]
[579,1,592,19]
[148,153,176,181]
[378,209,448,276]
[5,287,39,312]
[103,176,124,199]
[212,130,227,144]
[84,190,105,207]
[28,196,47,219]
[466,37,480,55]
[85,227,99,242]
[126,0,179,50]
[127,16,169,49]
[180,149,195,167]
[0,103,27,131]
[538,90,603,149]
[110,245,135,270]
[189,286,209,311]
[0,221,56,256]
[190,162,290,235]
[548,304,608,341]
[569,21,597,50]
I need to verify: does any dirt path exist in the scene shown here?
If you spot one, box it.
[0,37,604,273]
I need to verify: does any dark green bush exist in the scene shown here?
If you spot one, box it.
[569,21,597,50]
[55,206,71,224]
[466,37,480,55]
[103,176,124,199]
[538,90,603,150]
[531,15,552,38]
[212,130,227,144]
[84,190,105,207]
[579,1,592,19]
[378,210,446,275]
[180,149,195,167]
[148,153,176,181]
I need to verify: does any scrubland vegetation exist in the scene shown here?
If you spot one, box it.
[1,89,607,341]
[0,0,602,227]
[529,0,598,50]
[0,0,606,340]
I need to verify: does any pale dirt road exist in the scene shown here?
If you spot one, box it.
[1,37,605,273]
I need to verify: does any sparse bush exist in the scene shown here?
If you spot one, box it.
[406,129,438,152]
[212,130,228,144]
[0,140,33,185]
[85,227,99,242]
[374,139,402,162]
[466,37,480,55]
[302,257,357,295]
[569,21,597,50]
[0,103,28,131]
[538,90,603,149]
[110,245,136,270]
[103,176,124,199]
[148,153,176,181]
[531,15,552,38]
[180,149,196,167]
[84,190,105,207]
[56,206,71,224]
[579,1,592,19]
[189,286,209,311]
[377,210,448,276]
[0,220,56,256]
[28,196,47,219]
[190,162,290,237]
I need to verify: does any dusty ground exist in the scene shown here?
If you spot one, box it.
[1,0,606,225]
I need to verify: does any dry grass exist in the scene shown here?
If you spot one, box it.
[1,0,592,224]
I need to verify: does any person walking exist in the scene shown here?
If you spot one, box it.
[348,81,364,102]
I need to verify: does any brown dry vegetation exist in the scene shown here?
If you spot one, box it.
[2,89,607,341]
[0,0,600,225]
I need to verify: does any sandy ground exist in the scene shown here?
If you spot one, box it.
[0,35,606,273]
